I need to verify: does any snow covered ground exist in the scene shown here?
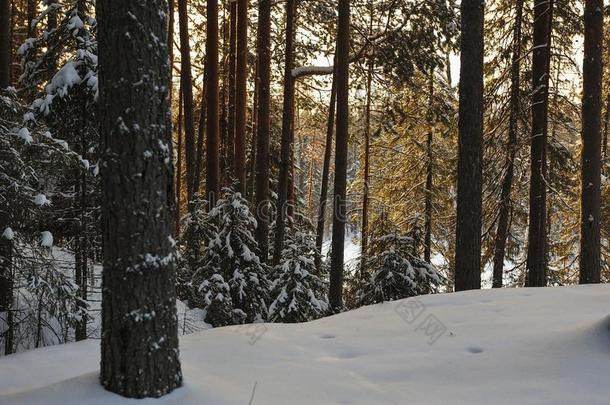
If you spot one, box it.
[1,284,609,404]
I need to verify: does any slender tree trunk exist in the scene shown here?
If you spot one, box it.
[168,0,175,103]
[0,0,11,88]
[0,214,13,355]
[235,0,248,193]
[424,71,434,264]
[27,0,37,37]
[254,0,272,262]
[206,0,221,207]
[195,59,207,195]
[97,0,182,396]
[455,0,484,291]
[492,0,523,288]
[579,0,603,284]
[526,0,554,287]
[178,0,197,204]
[361,51,373,268]
[273,0,297,265]
[329,0,350,310]
[602,93,610,162]
[314,69,337,271]
[249,69,259,201]
[227,0,237,179]
[175,84,184,235]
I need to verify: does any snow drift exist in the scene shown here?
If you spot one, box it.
[1,284,609,404]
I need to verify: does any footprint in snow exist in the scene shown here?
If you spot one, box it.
[466,346,484,354]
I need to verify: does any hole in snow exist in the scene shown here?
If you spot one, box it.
[320,334,336,339]
[466,347,484,354]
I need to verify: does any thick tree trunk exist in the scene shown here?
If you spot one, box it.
[178,0,197,204]
[206,0,221,207]
[314,69,337,271]
[525,0,553,287]
[454,0,484,292]
[254,0,272,262]
[97,0,182,397]
[492,0,523,289]
[579,0,603,284]
[0,0,10,88]
[329,0,350,310]
[234,0,248,193]
[273,0,297,266]
[424,72,434,264]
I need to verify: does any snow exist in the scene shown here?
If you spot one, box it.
[2,227,14,240]
[40,231,53,247]
[33,194,51,207]
[2,285,610,404]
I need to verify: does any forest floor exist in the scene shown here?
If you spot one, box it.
[1,284,609,404]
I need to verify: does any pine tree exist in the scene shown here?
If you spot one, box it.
[254,0,272,262]
[526,0,554,287]
[579,0,603,284]
[357,232,443,306]
[455,0,484,291]
[97,0,182,396]
[0,0,10,89]
[329,0,350,311]
[206,0,221,207]
[185,188,270,325]
[269,229,329,323]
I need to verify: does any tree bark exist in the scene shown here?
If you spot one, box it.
[175,84,184,235]
[226,0,237,180]
[424,71,434,264]
[579,0,603,284]
[361,54,373,268]
[454,0,484,292]
[178,0,197,204]
[235,0,248,194]
[273,0,297,266]
[254,0,272,262]
[97,0,182,396]
[525,0,553,287]
[492,0,523,288]
[0,0,10,88]
[329,0,350,310]
[314,69,337,272]
[206,0,221,207]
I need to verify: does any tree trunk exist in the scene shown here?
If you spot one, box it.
[602,93,610,162]
[492,0,523,289]
[235,0,248,194]
[0,212,13,355]
[178,0,197,204]
[424,71,434,264]
[273,0,297,266]
[454,0,484,292]
[174,84,183,238]
[168,0,175,102]
[27,0,37,37]
[226,0,237,180]
[97,0,182,396]
[206,0,221,207]
[175,84,184,235]
[329,0,350,310]
[579,0,603,284]
[254,0,272,262]
[361,54,373,269]
[0,0,10,88]
[314,68,337,271]
[525,0,553,287]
